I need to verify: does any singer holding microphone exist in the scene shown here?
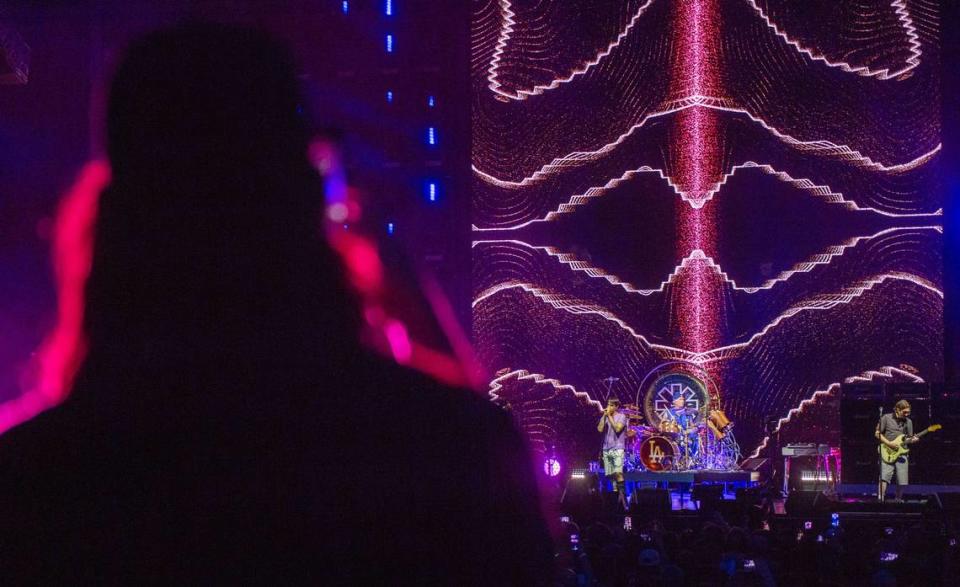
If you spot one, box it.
[598,398,628,507]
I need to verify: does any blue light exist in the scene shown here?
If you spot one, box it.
[341,1,349,14]
[386,34,394,53]
[385,0,393,16]
[427,182,438,202]
[428,95,436,108]
[427,127,437,146]
[387,222,395,235]
[386,90,394,103]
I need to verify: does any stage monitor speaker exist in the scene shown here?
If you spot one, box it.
[841,398,886,435]
[692,484,724,503]
[839,441,878,484]
[923,440,960,485]
[926,493,960,516]
[785,490,829,517]
[735,486,765,504]
[560,473,601,525]
[932,395,960,440]
[841,394,885,485]
[629,489,671,518]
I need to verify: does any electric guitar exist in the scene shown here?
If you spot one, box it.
[878,424,941,464]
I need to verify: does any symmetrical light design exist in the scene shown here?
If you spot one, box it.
[472,0,942,461]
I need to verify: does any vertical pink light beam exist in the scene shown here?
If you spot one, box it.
[670,0,723,355]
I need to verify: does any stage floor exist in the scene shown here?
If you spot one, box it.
[623,469,760,484]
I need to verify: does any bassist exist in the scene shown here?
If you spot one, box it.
[875,400,918,503]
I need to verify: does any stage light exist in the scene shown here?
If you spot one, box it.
[327,203,349,223]
[385,34,394,53]
[544,458,561,477]
[427,126,437,146]
[341,1,348,14]
[386,90,393,103]
[387,222,395,235]
[426,181,438,202]
[428,95,435,108]
[385,0,393,16]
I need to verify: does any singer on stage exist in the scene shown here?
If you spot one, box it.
[597,398,628,504]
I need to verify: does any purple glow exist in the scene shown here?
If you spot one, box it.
[543,457,561,477]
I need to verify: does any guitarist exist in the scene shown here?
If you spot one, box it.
[875,400,919,503]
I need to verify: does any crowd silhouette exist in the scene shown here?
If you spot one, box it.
[0,23,551,584]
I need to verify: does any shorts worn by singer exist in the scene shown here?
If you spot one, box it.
[602,448,625,476]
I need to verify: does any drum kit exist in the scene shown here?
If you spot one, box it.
[621,404,740,472]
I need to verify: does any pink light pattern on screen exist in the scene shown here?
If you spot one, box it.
[471,0,942,458]
[743,0,923,80]
[473,103,941,190]
[474,226,941,295]
[487,0,657,101]
[483,0,924,104]
[473,272,941,362]
[472,162,942,231]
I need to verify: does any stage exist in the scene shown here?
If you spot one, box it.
[623,469,760,485]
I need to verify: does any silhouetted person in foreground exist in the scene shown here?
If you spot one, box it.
[0,23,552,584]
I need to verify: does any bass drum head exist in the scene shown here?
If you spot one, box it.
[639,435,678,472]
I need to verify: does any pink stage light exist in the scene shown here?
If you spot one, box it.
[0,161,108,434]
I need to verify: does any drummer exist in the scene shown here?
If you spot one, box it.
[666,396,700,456]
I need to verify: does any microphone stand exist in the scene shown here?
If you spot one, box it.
[877,406,884,501]
[602,376,619,403]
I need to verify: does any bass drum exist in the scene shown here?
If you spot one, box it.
[639,435,678,472]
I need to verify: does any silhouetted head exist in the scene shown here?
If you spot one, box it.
[107,22,309,191]
[83,22,357,374]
